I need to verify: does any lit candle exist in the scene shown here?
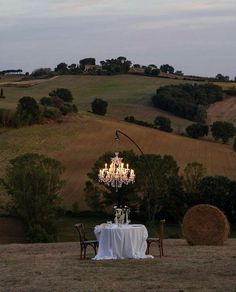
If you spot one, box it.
[126,163,129,169]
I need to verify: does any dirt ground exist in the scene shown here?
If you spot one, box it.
[0,239,235,291]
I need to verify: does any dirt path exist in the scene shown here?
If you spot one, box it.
[0,76,58,87]
[0,239,235,291]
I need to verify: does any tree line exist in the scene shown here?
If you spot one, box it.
[0,148,235,243]
[1,56,236,81]
[152,83,223,122]
[85,151,236,224]
[0,88,78,128]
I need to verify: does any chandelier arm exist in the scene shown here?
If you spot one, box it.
[115,129,156,222]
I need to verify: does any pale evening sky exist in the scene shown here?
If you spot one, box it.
[0,0,236,78]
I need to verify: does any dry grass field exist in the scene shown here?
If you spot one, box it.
[0,239,235,291]
[0,113,235,209]
[207,97,236,125]
[213,81,236,89]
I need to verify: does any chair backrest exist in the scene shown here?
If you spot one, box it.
[159,219,166,240]
[74,223,87,242]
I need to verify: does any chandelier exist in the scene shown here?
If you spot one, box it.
[98,152,135,191]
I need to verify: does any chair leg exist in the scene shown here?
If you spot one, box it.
[161,243,164,257]
[94,244,97,255]
[146,242,150,255]
[84,246,87,259]
[80,244,83,260]
[159,241,164,257]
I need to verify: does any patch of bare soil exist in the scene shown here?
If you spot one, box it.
[0,239,235,291]
[207,97,236,125]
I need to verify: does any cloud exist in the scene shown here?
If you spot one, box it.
[1,0,236,77]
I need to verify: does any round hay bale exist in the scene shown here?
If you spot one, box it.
[182,204,230,245]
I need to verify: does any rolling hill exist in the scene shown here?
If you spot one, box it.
[0,112,235,209]
[1,75,196,131]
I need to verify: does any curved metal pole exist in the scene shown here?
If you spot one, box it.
[115,129,156,222]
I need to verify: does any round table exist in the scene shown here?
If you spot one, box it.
[93,223,153,260]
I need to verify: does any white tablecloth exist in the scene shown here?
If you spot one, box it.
[93,223,153,260]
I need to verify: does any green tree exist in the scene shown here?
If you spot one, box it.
[216,73,229,81]
[197,176,236,222]
[154,116,172,132]
[150,68,160,76]
[40,97,53,106]
[91,98,108,115]
[84,181,104,212]
[49,88,73,102]
[183,162,206,194]
[54,62,68,74]
[100,57,132,74]
[211,121,236,143]
[16,96,41,126]
[79,58,96,71]
[1,153,64,242]
[160,64,175,74]
[68,63,81,74]
[186,123,208,139]
[138,154,182,223]
[86,151,184,224]
[31,68,52,77]
[195,105,207,123]
[2,153,63,242]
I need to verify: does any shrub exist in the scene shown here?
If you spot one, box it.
[0,108,15,127]
[211,121,236,143]
[72,104,78,113]
[15,96,41,126]
[154,116,173,132]
[124,116,154,128]
[40,97,53,106]
[124,116,135,122]
[49,88,73,102]
[91,98,108,115]
[43,106,62,120]
[186,123,209,139]
[60,103,74,115]
[51,96,64,109]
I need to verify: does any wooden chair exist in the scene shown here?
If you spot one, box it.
[74,223,98,259]
[146,219,166,257]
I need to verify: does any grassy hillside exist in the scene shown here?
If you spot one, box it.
[1,75,195,131]
[0,113,235,209]
[2,76,236,130]
[0,75,236,210]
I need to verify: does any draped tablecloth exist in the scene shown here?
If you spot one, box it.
[93,224,153,260]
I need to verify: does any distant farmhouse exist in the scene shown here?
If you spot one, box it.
[84,64,102,72]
